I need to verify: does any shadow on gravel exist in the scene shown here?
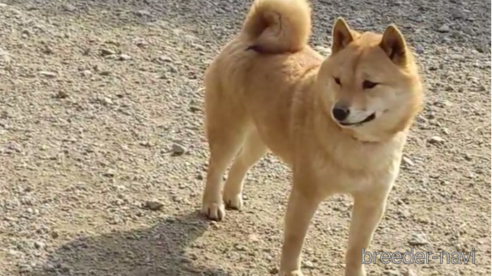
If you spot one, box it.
[29,211,230,276]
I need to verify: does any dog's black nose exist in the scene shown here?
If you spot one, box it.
[332,107,349,121]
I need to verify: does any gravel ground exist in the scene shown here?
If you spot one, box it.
[0,0,490,275]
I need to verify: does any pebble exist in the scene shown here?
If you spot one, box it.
[383,269,401,276]
[100,48,115,56]
[403,269,418,276]
[428,136,444,144]
[144,200,163,211]
[99,71,111,76]
[18,263,32,273]
[6,142,22,153]
[302,260,315,269]
[62,4,76,12]
[402,156,414,166]
[55,91,69,99]
[158,55,173,63]
[437,24,450,33]
[408,233,428,245]
[34,241,45,249]
[172,143,186,155]
[234,244,247,251]
[119,54,131,61]
[81,70,92,77]
[103,97,113,105]
[39,71,57,78]
[135,10,151,17]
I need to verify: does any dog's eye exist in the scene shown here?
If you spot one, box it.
[363,80,378,89]
[334,77,341,85]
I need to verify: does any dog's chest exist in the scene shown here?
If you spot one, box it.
[313,148,402,194]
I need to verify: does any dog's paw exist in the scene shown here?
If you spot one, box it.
[224,192,243,210]
[279,270,304,276]
[201,201,226,221]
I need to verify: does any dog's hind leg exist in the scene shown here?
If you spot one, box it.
[201,80,250,221]
[223,128,268,210]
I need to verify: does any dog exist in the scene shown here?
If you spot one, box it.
[200,0,424,275]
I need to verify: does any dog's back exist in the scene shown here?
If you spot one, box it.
[203,0,321,163]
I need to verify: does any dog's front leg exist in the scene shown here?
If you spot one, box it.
[279,180,324,276]
[344,187,391,276]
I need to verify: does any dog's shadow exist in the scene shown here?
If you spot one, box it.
[29,211,231,276]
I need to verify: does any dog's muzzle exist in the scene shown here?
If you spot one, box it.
[332,105,376,126]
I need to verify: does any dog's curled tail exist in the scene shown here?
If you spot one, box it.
[241,0,311,54]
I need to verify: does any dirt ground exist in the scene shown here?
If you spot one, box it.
[0,0,490,275]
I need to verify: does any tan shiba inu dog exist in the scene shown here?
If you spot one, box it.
[200,0,424,275]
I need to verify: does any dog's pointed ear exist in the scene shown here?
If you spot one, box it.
[379,24,408,65]
[331,17,354,54]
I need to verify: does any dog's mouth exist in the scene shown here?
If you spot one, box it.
[339,113,376,126]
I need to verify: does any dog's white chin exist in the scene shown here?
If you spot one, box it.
[337,112,379,128]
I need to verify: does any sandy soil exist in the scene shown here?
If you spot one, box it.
[0,0,490,275]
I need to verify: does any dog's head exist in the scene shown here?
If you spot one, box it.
[318,18,424,142]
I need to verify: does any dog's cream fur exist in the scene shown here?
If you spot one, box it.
[200,0,424,275]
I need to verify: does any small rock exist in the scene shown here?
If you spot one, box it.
[81,70,92,77]
[104,54,118,60]
[302,260,315,269]
[428,136,445,144]
[18,263,32,273]
[408,233,428,246]
[55,91,69,99]
[100,48,115,56]
[103,169,115,177]
[189,105,201,112]
[139,141,153,147]
[6,142,22,153]
[384,269,401,276]
[62,4,76,12]
[397,209,410,218]
[103,97,113,105]
[415,45,424,54]
[133,38,148,47]
[51,231,59,239]
[248,234,259,242]
[158,55,173,63]
[34,241,45,249]
[119,54,131,61]
[234,244,247,251]
[42,45,54,54]
[403,268,418,276]
[171,144,186,155]
[134,10,151,17]
[144,200,163,211]
[0,48,11,62]
[99,71,111,76]
[39,71,57,78]
[437,24,450,33]
[402,156,414,166]
[22,29,31,37]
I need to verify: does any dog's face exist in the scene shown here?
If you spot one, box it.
[318,18,423,142]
